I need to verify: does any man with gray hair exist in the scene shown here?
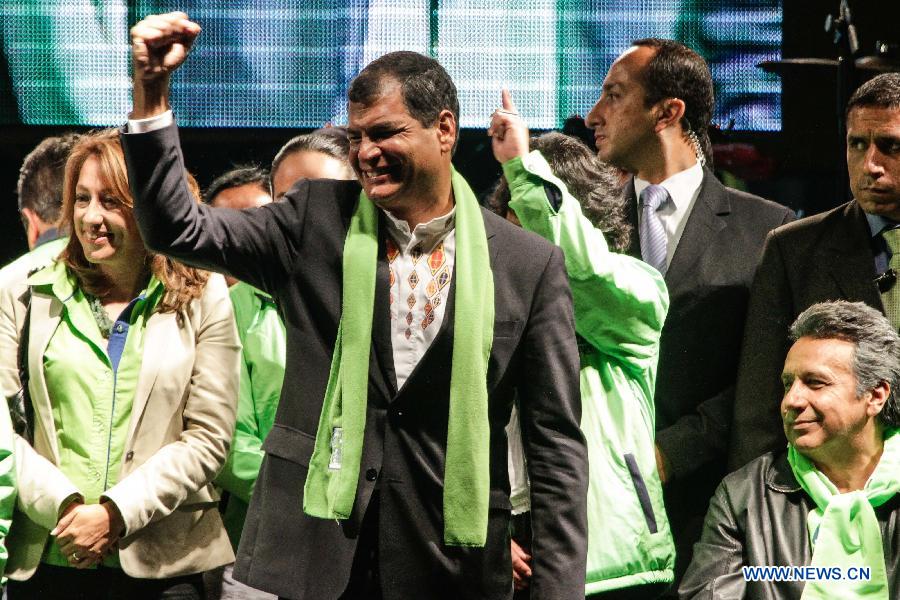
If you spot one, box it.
[682,300,900,599]
[731,72,900,470]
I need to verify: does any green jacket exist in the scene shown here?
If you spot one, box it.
[0,384,14,582]
[215,282,285,550]
[504,152,675,593]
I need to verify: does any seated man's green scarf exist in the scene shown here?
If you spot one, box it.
[788,428,900,599]
[303,166,495,547]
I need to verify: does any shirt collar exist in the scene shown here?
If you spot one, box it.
[27,260,76,301]
[27,260,162,305]
[34,228,61,248]
[634,161,704,209]
[381,206,456,249]
[865,212,900,238]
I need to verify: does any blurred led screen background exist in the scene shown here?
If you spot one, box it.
[0,0,781,130]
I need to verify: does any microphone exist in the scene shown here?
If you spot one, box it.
[875,268,897,293]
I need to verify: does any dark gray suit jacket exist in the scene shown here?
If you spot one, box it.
[624,169,794,575]
[121,124,588,600]
[729,200,884,471]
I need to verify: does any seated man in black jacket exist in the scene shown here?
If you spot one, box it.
[681,301,900,600]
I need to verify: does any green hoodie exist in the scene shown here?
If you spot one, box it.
[504,151,675,593]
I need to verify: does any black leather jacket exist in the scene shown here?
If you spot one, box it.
[679,452,900,599]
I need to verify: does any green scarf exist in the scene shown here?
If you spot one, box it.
[303,167,495,547]
[788,429,900,600]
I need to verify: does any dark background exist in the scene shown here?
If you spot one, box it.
[2,1,899,265]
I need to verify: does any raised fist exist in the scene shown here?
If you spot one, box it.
[130,12,201,83]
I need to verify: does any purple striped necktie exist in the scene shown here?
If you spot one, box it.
[639,184,669,276]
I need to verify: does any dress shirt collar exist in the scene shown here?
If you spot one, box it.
[633,160,704,210]
[864,210,900,273]
[865,211,900,238]
[34,228,61,249]
[382,205,456,250]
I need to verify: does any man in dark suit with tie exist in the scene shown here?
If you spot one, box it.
[584,38,794,586]
[123,11,588,600]
[729,72,900,471]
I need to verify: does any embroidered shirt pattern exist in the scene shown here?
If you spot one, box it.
[384,207,456,388]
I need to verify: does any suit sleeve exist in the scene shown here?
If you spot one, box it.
[728,231,794,470]
[517,245,589,599]
[121,122,308,294]
[504,153,669,374]
[102,277,241,536]
[677,481,747,599]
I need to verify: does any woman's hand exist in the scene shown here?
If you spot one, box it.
[52,501,125,568]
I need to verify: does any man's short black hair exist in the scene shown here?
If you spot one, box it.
[17,133,81,225]
[204,165,270,205]
[846,72,900,117]
[348,51,460,152]
[631,38,715,163]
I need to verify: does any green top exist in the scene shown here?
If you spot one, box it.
[28,260,162,568]
[504,152,674,593]
[0,373,16,582]
[788,429,900,600]
[216,282,285,550]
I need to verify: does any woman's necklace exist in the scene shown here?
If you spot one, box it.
[86,294,114,338]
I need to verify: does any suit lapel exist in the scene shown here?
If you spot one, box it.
[126,311,173,442]
[28,292,63,462]
[824,201,883,310]
[372,229,398,398]
[665,169,728,289]
[623,178,642,259]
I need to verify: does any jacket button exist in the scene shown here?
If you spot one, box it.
[365,468,378,482]
[125,451,134,461]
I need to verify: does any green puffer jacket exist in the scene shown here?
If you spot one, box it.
[504,151,675,594]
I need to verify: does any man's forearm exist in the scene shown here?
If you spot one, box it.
[131,77,170,120]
